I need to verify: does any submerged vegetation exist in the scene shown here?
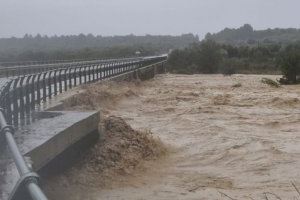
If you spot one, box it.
[261,78,280,88]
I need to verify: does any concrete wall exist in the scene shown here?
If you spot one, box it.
[27,111,100,171]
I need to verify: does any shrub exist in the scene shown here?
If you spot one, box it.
[261,78,280,88]
[232,83,242,88]
[167,40,222,74]
[278,43,300,84]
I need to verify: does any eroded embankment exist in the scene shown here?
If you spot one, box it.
[43,80,169,200]
[44,115,168,200]
[44,74,300,199]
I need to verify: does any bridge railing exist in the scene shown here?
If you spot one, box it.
[0,58,94,67]
[0,57,143,68]
[0,55,167,127]
[0,57,150,78]
[0,55,167,200]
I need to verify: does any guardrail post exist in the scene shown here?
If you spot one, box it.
[53,70,58,96]
[63,69,67,92]
[31,75,37,111]
[106,63,109,78]
[79,67,83,85]
[88,65,91,82]
[5,91,12,124]
[92,65,96,81]
[96,64,100,80]
[42,73,47,102]
[103,63,107,78]
[84,66,87,83]
[68,68,73,89]
[108,62,111,78]
[48,71,53,99]
[12,79,20,126]
[36,74,42,105]
[110,63,113,76]
[110,62,113,76]
[113,63,116,75]
[120,61,123,74]
[74,67,78,86]
[119,62,121,74]
[19,77,26,124]
[25,76,32,118]
[101,63,104,80]
[59,69,63,94]
[118,62,121,74]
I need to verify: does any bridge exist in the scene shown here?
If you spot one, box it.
[0,55,167,200]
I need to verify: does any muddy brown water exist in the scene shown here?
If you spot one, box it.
[44,74,300,199]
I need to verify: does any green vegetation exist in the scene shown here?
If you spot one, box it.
[202,24,300,84]
[3,25,300,85]
[277,43,300,84]
[261,78,280,88]
[167,40,280,74]
[167,40,222,74]
[167,35,300,85]
[206,24,300,45]
[0,34,198,62]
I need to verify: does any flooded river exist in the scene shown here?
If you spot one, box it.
[44,74,300,199]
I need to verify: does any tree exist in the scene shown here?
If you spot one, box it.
[167,40,222,74]
[278,44,300,84]
[197,40,222,73]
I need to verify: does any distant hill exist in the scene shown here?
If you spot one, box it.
[0,34,199,61]
[205,24,300,45]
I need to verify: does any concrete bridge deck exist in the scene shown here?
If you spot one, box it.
[0,109,99,199]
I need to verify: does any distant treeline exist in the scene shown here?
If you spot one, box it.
[167,24,300,79]
[168,39,300,84]
[206,24,300,46]
[167,40,282,75]
[0,34,199,62]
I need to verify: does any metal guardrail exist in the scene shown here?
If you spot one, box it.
[0,57,139,67]
[0,57,150,78]
[0,109,48,200]
[0,55,167,200]
[0,58,93,67]
[0,56,167,126]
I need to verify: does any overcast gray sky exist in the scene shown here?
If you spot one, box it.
[0,0,299,39]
